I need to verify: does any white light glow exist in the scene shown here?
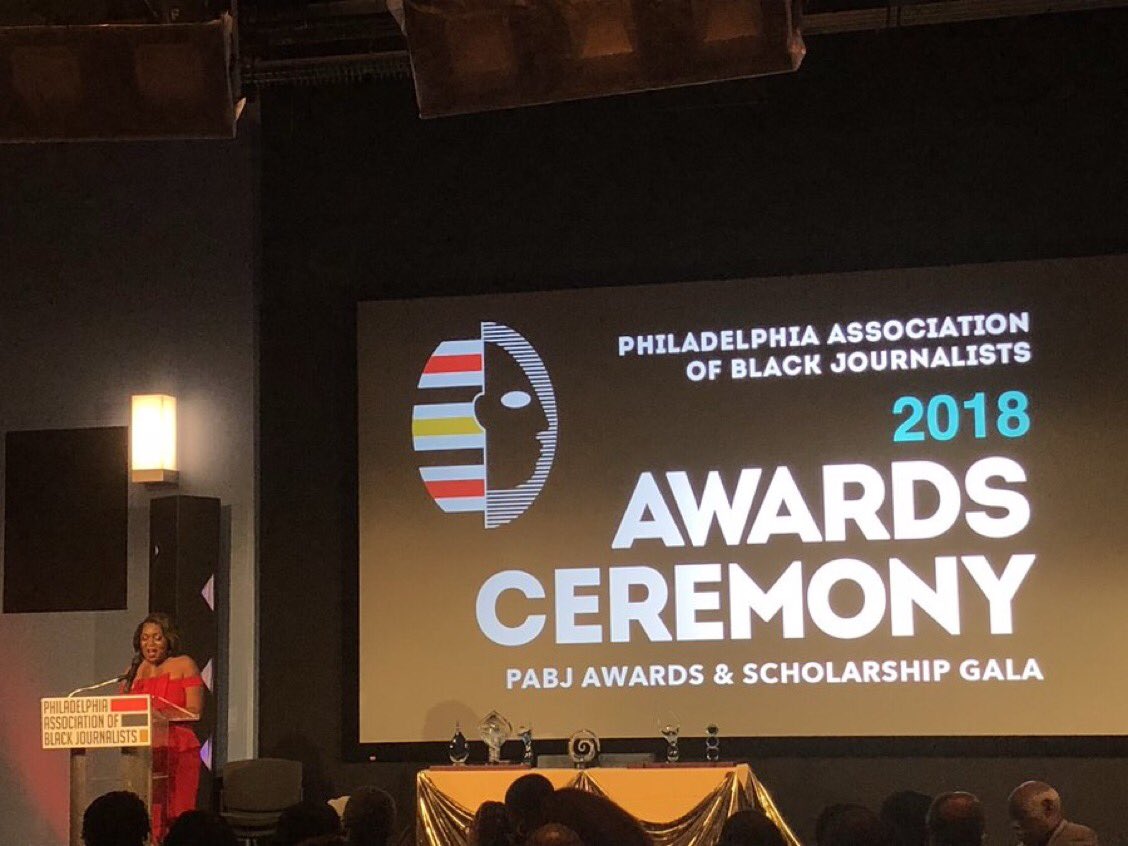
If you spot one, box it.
[131,394,177,483]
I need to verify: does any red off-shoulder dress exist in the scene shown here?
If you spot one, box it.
[131,673,203,838]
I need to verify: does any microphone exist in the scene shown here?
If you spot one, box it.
[122,651,143,693]
[66,675,128,698]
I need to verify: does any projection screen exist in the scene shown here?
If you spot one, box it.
[356,256,1128,746]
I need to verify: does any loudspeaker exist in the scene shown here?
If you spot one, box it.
[0,15,237,141]
[149,494,221,807]
[403,0,804,116]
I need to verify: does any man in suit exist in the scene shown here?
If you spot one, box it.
[1008,781,1098,846]
[927,791,985,846]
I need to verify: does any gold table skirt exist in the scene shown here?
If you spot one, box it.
[416,764,800,846]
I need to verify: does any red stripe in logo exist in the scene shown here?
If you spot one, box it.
[110,697,148,713]
[423,354,483,374]
[425,479,486,499]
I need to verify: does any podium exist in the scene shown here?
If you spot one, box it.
[41,693,197,846]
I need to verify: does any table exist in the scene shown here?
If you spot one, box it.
[416,764,800,846]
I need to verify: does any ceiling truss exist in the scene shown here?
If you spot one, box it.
[239,0,1128,88]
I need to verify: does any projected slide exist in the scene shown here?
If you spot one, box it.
[357,256,1128,744]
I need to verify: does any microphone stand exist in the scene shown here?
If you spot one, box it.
[65,676,127,698]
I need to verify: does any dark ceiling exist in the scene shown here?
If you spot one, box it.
[234,0,1128,91]
[4,0,1127,92]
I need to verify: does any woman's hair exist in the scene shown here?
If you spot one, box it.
[125,612,182,690]
[132,612,182,656]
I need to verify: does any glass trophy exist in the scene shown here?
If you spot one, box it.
[567,729,600,768]
[478,711,512,765]
[705,724,720,762]
[660,721,680,764]
[448,723,470,765]
[517,725,534,766]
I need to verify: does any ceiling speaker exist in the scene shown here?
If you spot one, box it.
[404,0,804,117]
[0,14,237,142]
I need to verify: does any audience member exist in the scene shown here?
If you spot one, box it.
[274,800,342,846]
[926,792,985,846]
[82,791,150,846]
[717,808,787,846]
[505,773,555,839]
[163,810,238,846]
[342,787,396,846]
[882,791,932,846]
[1008,782,1097,846]
[818,804,895,846]
[469,801,515,846]
[815,804,865,846]
[526,823,584,846]
[540,788,650,846]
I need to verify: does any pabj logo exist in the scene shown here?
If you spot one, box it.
[412,322,558,528]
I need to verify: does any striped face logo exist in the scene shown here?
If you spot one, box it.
[412,322,559,528]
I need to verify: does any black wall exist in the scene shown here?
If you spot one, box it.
[149,494,222,805]
[259,10,1128,843]
[3,427,128,613]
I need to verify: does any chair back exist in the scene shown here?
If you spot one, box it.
[222,757,303,812]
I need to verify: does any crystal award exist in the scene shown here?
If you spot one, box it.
[448,723,470,765]
[478,710,512,765]
[660,721,680,764]
[517,725,534,766]
[705,724,720,762]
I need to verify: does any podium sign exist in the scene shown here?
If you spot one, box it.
[41,694,171,846]
[41,695,153,750]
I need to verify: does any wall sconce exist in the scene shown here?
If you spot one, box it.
[130,394,178,484]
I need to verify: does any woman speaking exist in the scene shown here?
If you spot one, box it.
[122,613,203,836]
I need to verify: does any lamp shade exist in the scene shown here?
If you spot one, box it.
[131,394,178,484]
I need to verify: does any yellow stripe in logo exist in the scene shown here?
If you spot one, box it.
[412,417,483,437]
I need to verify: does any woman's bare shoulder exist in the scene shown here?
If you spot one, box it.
[168,654,200,676]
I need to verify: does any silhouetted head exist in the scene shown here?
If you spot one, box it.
[477,334,552,492]
[718,808,787,846]
[504,773,555,837]
[815,804,862,846]
[469,801,514,846]
[819,804,895,846]
[1008,782,1064,846]
[926,792,985,846]
[541,788,651,846]
[881,790,932,846]
[296,837,346,846]
[164,810,238,846]
[527,823,585,846]
[82,791,150,846]
[274,801,342,846]
[343,787,396,846]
